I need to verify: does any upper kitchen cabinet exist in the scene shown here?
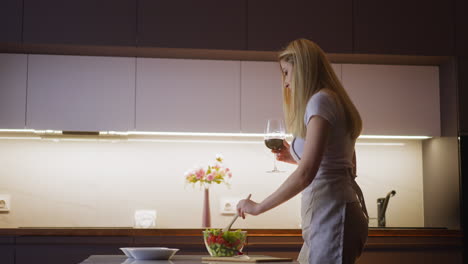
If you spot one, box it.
[0,54,27,129]
[458,57,468,134]
[136,58,240,132]
[456,0,468,56]
[22,0,136,46]
[342,64,440,136]
[354,0,454,56]
[247,0,352,53]
[26,55,135,131]
[0,0,23,42]
[138,0,246,50]
[241,62,342,133]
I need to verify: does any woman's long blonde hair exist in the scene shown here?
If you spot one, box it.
[279,38,362,139]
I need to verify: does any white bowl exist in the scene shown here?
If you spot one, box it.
[123,260,174,264]
[120,248,134,258]
[125,247,179,260]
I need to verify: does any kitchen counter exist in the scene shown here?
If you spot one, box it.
[0,228,462,264]
[80,255,299,264]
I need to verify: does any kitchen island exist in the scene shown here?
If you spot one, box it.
[0,228,462,264]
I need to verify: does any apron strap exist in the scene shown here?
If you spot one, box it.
[348,169,369,223]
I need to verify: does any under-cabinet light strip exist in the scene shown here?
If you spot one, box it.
[0,129,431,139]
[0,137,41,140]
[124,131,431,139]
[356,143,405,146]
[122,131,267,137]
[358,135,430,139]
[0,129,36,133]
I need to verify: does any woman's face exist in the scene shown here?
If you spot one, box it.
[280,60,293,91]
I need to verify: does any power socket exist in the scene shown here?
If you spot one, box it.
[0,194,11,212]
[220,198,240,215]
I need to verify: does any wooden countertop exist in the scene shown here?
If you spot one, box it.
[0,228,462,253]
[0,227,462,237]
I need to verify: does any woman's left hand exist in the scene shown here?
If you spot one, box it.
[236,194,261,219]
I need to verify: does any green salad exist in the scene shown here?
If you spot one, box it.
[203,229,247,257]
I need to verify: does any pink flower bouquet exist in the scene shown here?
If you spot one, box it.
[185,154,232,188]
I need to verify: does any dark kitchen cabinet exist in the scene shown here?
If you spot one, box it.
[15,236,132,264]
[0,237,14,264]
[138,0,246,50]
[458,57,468,134]
[247,0,352,53]
[354,0,454,55]
[0,0,23,42]
[456,0,468,56]
[22,0,136,46]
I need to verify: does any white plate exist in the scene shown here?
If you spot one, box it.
[120,247,179,260]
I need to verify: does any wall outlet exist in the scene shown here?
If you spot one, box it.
[0,194,11,212]
[134,210,157,228]
[220,198,240,215]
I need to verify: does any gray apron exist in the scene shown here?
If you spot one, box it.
[297,167,368,264]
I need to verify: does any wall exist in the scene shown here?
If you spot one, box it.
[0,136,425,228]
[422,137,461,229]
[419,58,461,230]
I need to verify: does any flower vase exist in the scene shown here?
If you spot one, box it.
[202,187,211,228]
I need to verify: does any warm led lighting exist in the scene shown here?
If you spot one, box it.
[0,129,35,133]
[126,131,431,139]
[99,131,129,136]
[356,142,405,146]
[126,131,268,137]
[32,130,62,135]
[358,135,431,140]
[0,129,432,140]
[0,136,41,140]
[127,139,262,144]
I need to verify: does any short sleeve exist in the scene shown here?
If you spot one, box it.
[304,91,337,126]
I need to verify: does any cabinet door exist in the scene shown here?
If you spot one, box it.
[240,61,283,133]
[354,0,454,55]
[0,0,23,42]
[0,237,14,264]
[241,62,342,133]
[27,55,135,131]
[456,0,468,56]
[0,54,27,129]
[138,0,246,50]
[342,64,440,136]
[248,0,352,53]
[23,0,136,46]
[136,58,241,132]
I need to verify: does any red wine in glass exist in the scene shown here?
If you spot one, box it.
[264,138,284,150]
[265,119,285,173]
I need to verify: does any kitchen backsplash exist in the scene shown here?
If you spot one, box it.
[0,137,424,228]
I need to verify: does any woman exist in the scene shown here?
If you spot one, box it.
[236,39,369,264]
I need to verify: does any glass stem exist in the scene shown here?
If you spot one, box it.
[273,154,278,171]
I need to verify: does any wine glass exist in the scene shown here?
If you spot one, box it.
[264,119,286,173]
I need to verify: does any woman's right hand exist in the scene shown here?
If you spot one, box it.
[272,140,297,164]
